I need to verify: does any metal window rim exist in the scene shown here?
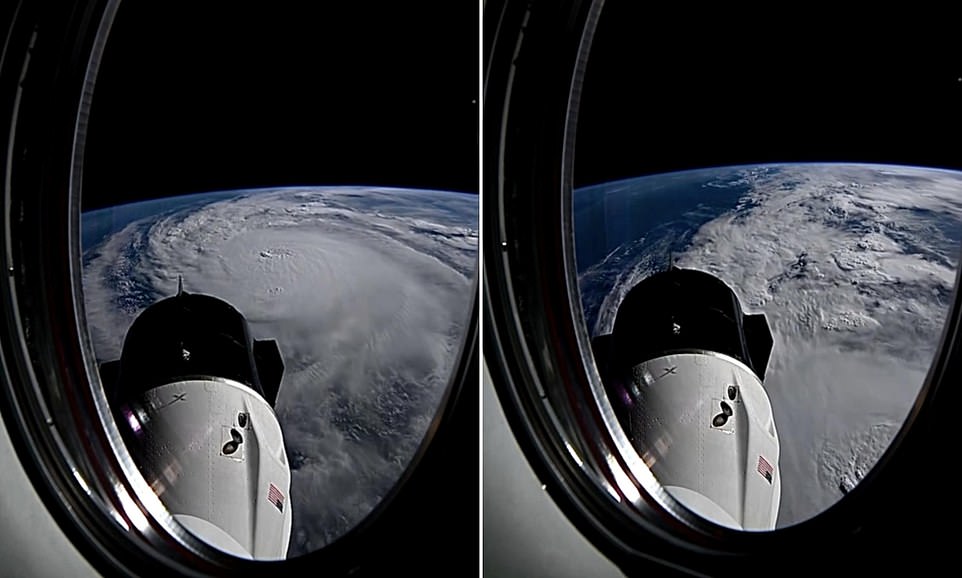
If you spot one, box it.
[483,0,960,574]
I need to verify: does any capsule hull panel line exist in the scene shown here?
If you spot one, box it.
[138,379,292,558]
[629,353,780,529]
[101,284,292,558]
[592,267,781,530]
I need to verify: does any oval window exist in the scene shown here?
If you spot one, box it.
[572,1,961,529]
[485,0,959,575]
[78,1,477,561]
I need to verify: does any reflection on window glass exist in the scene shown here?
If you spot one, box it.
[82,187,478,556]
[574,163,962,527]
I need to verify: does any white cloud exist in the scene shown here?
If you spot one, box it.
[580,164,962,527]
[82,187,477,556]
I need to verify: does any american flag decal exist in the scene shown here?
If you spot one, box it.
[757,455,774,484]
[268,483,285,512]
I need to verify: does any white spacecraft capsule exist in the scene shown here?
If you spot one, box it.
[592,267,780,530]
[100,280,292,558]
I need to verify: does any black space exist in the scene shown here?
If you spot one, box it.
[574,4,962,187]
[82,2,478,210]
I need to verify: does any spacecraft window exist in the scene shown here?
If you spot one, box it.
[485,0,959,574]
[570,0,960,532]
[0,0,477,575]
[76,0,479,562]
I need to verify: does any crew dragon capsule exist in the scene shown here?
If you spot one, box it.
[99,279,292,558]
[592,266,781,530]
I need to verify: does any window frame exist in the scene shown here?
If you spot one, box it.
[483,0,961,574]
[0,1,479,574]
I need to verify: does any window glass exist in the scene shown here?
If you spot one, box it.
[80,2,477,558]
[573,2,961,528]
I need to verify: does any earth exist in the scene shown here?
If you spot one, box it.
[81,186,478,556]
[574,163,962,527]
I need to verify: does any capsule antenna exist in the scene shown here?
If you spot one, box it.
[177,275,184,297]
